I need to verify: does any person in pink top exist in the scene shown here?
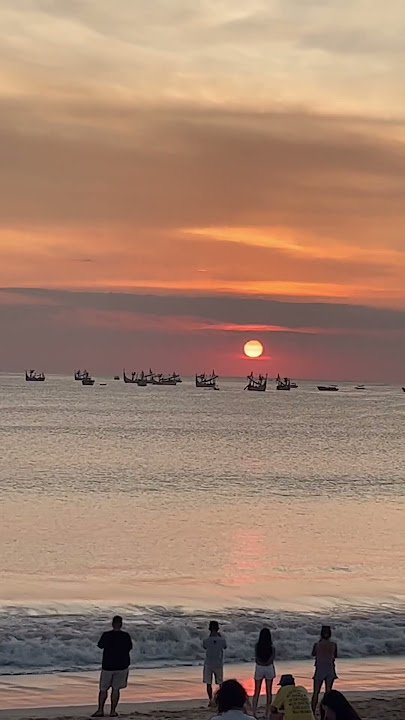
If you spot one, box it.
[311,625,338,714]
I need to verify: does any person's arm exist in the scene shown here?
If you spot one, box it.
[311,642,317,657]
[270,645,275,663]
[97,633,106,649]
[334,642,338,659]
[222,637,227,650]
[271,688,284,713]
[203,638,207,649]
[127,634,133,651]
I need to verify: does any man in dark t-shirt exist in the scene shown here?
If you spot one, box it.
[93,615,133,717]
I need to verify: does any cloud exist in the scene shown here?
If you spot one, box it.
[3,287,405,333]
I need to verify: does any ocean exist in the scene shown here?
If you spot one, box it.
[0,374,404,678]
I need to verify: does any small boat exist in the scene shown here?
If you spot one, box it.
[25,370,45,382]
[114,375,120,381]
[82,377,95,386]
[195,371,219,389]
[290,382,298,389]
[74,369,89,381]
[355,385,366,390]
[136,371,148,387]
[151,373,177,386]
[100,383,107,386]
[402,387,405,393]
[245,372,267,392]
[276,374,291,391]
[123,370,138,384]
[317,385,339,392]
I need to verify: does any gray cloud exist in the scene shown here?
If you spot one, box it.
[3,287,405,332]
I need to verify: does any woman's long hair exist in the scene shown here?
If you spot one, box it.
[322,691,361,720]
[215,680,247,714]
[255,628,274,664]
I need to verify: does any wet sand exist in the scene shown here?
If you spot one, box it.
[1,693,405,720]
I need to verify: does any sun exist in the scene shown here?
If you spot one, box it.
[244,340,264,358]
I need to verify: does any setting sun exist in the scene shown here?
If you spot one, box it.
[243,340,264,358]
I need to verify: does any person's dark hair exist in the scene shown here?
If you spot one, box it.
[215,680,247,714]
[112,615,123,627]
[321,625,332,639]
[255,628,273,663]
[209,620,219,633]
[322,690,361,720]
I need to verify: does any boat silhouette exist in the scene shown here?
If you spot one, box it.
[25,370,45,382]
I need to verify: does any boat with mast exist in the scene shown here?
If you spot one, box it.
[123,370,138,384]
[151,373,177,386]
[25,370,45,382]
[195,371,219,389]
[74,369,89,381]
[245,372,267,392]
[276,374,291,391]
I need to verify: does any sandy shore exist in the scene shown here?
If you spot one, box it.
[1,692,405,720]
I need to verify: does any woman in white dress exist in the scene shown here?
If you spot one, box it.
[252,628,276,719]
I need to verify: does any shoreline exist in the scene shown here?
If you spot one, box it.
[1,658,405,717]
[1,692,405,720]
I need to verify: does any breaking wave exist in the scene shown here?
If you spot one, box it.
[0,604,404,675]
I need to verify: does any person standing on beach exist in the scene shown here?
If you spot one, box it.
[93,615,133,718]
[252,628,276,718]
[311,625,338,714]
[203,620,227,707]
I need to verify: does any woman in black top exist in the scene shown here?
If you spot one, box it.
[252,628,276,719]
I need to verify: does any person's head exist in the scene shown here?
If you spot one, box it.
[112,615,123,630]
[256,628,273,662]
[209,620,219,634]
[321,625,332,640]
[322,690,361,720]
[278,674,295,688]
[215,679,247,714]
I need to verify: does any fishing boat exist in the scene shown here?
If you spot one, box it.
[355,385,366,390]
[82,376,95,386]
[25,370,45,382]
[290,382,298,389]
[151,373,177,386]
[123,370,138,384]
[172,372,182,384]
[276,374,291,391]
[195,371,219,389]
[136,371,148,387]
[317,385,339,392]
[245,372,267,392]
[402,387,405,393]
[114,375,120,381]
[74,369,89,381]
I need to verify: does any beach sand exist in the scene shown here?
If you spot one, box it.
[1,693,405,720]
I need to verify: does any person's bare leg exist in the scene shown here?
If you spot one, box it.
[207,684,214,706]
[265,679,273,719]
[252,679,262,716]
[325,678,335,694]
[110,688,120,717]
[92,689,107,717]
[312,679,322,714]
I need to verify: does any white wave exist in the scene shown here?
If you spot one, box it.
[0,605,404,675]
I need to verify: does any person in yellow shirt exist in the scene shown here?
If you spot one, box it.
[270,675,314,720]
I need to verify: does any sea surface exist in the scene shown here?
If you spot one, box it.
[0,374,404,677]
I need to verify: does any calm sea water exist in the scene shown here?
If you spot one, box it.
[0,374,404,675]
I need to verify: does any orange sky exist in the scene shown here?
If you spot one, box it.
[1,1,405,379]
